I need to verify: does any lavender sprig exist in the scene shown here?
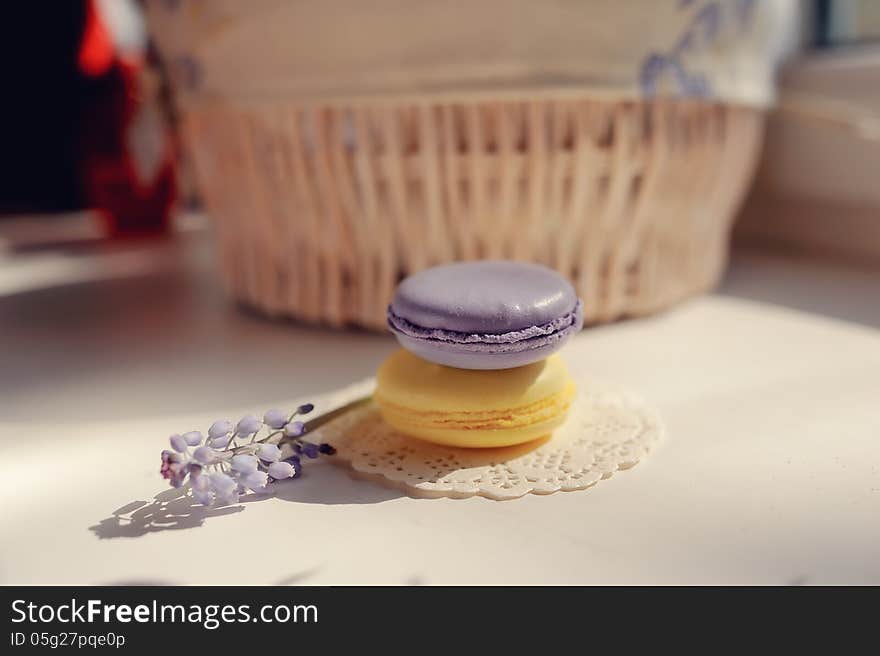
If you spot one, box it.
[159,403,337,506]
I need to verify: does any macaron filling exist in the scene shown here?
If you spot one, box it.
[387,300,583,354]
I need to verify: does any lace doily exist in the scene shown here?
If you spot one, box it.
[309,377,663,501]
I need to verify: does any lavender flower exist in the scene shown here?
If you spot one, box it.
[209,472,236,496]
[182,431,204,446]
[157,401,335,507]
[243,470,269,491]
[160,450,186,487]
[284,421,305,437]
[268,461,296,480]
[235,415,262,437]
[192,489,214,506]
[192,446,217,465]
[230,455,258,474]
[257,444,281,462]
[191,471,211,492]
[169,434,188,453]
[263,409,287,429]
[208,420,233,439]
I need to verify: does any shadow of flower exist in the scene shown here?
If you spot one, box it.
[273,566,323,586]
[270,462,404,505]
[90,462,404,540]
[89,487,245,539]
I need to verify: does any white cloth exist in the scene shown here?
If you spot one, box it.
[145,0,799,107]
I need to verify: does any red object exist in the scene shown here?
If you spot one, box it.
[78,0,114,77]
[78,0,177,237]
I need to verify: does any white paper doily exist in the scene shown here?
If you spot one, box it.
[308,377,664,501]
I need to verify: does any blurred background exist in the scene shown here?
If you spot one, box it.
[1,0,878,412]
[1,1,877,293]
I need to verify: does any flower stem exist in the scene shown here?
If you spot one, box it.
[278,394,372,448]
[221,395,371,456]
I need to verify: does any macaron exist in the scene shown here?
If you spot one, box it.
[387,261,583,370]
[374,349,575,448]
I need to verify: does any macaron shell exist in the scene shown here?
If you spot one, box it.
[390,261,578,334]
[377,385,574,448]
[393,332,576,370]
[374,349,575,448]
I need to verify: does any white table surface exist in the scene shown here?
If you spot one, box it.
[1,218,879,585]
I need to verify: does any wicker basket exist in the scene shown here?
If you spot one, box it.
[186,97,763,327]
[146,0,791,329]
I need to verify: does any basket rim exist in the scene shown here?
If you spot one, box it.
[179,85,769,112]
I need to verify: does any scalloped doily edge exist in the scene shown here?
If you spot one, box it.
[310,378,665,501]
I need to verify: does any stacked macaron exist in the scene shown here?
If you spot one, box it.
[375,261,583,448]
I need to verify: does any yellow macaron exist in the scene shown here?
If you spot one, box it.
[374,349,575,448]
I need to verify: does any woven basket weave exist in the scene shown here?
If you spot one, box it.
[145,0,793,328]
[185,97,764,328]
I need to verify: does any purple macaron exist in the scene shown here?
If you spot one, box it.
[387,261,583,370]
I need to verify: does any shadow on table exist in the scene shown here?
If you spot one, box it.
[89,465,403,540]
[89,488,245,539]
[267,462,404,505]
[97,567,324,586]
